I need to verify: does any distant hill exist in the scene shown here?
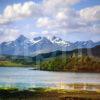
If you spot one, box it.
[32,45,100,61]
[0,45,100,64]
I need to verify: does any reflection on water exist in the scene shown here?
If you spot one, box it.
[0,67,100,91]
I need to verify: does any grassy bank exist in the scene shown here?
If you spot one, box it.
[0,87,100,100]
[0,61,32,67]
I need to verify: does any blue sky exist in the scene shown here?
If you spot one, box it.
[0,0,100,42]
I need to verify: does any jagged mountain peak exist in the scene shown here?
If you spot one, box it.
[15,35,28,42]
[0,35,100,56]
[14,35,32,46]
[47,36,71,46]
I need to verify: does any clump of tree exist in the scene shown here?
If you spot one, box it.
[0,54,100,72]
[39,55,100,72]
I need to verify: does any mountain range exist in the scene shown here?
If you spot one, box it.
[0,35,100,56]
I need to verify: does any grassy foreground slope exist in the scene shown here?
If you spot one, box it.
[0,87,100,100]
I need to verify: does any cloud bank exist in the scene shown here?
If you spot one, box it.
[0,0,100,42]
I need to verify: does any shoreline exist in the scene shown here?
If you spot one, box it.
[0,66,100,73]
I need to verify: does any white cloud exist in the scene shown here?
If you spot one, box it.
[37,17,54,28]
[0,1,41,24]
[36,8,82,33]
[36,5,100,34]
[43,0,80,7]
[0,15,12,24]
[0,0,100,41]
[56,12,67,21]
[41,30,58,35]
[0,28,20,43]
[92,24,100,34]
[0,0,81,25]
[80,6,100,22]
[42,0,81,16]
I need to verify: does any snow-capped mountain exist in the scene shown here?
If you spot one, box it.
[0,35,100,56]
[49,36,71,46]
[66,40,96,51]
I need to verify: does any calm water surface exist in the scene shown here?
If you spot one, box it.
[0,67,100,89]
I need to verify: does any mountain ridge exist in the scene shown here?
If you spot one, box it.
[0,35,100,56]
